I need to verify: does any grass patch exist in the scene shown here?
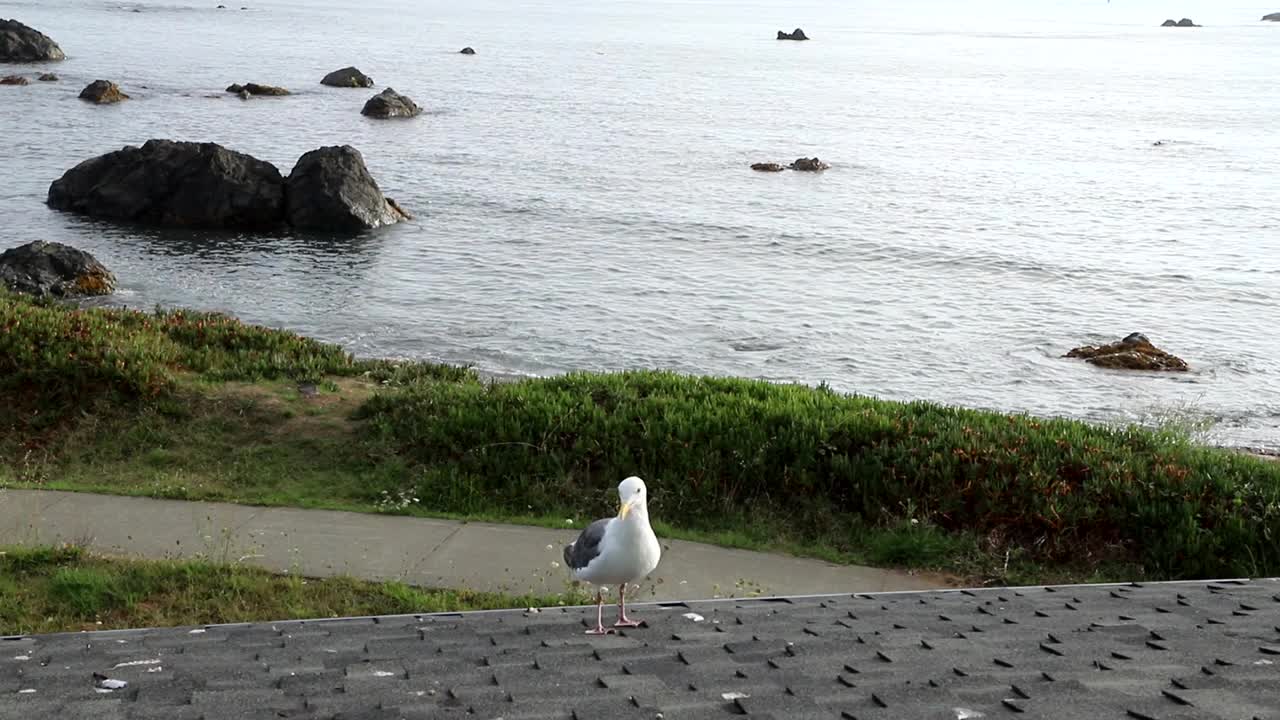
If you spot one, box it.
[3,289,1279,585]
[0,545,577,636]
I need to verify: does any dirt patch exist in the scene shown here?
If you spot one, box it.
[210,377,377,440]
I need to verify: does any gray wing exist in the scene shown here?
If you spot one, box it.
[563,518,610,571]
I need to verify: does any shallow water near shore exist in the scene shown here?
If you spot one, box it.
[1,0,1278,448]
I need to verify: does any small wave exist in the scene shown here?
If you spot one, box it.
[729,338,786,352]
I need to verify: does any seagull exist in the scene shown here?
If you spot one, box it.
[563,476,662,635]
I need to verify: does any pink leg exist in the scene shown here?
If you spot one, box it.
[585,590,614,635]
[614,585,641,628]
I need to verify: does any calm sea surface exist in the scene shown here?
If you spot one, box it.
[2,0,1278,447]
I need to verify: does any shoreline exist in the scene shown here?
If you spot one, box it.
[54,291,1280,459]
[4,287,1280,586]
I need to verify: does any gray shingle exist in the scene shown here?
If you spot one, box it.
[3,579,1280,719]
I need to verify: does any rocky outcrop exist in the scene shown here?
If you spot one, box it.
[751,163,785,172]
[0,241,116,297]
[459,47,476,55]
[1162,18,1199,26]
[47,140,285,229]
[48,140,406,233]
[777,28,809,40]
[37,71,56,81]
[226,82,289,96]
[1065,333,1188,372]
[1,73,26,85]
[360,87,420,118]
[321,66,372,87]
[789,157,830,171]
[0,19,65,62]
[284,145,404,231]
[1264,12,1280,21]
[79,79,128,103]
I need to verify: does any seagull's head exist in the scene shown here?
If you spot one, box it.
[617,476,647,520]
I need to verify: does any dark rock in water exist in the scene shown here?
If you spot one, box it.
[79,79,128,103]
[360,87,420,118]
[37,71,56,81]
[751,162,785,172]
[459,46,476,55]
[226,82,289,96]
[1264,12,1280,21]
[777,28,809,40]
[1163,18,1199,27]
[321,66,373,87]
[1121,332,1150,345]
[1065,335,1188,372]
[217,4,226,8]
[1,73,27,85]
[47,139,285,230]
[285,145,404,231]
[385,196,412,220]
[0,241,116,297]
[0,19,66,62]
[1161,19,1178,26]
[789,157,830,171]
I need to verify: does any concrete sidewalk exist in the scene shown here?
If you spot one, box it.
[0,489,951,601]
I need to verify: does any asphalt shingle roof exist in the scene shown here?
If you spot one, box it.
[3,579,1279,719]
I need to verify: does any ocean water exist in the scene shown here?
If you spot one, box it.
[1,0,1278,448]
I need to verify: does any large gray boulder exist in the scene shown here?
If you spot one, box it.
[47,139,285,229]
[360,87,420,118]
[321,66,372,87]
[0,19,65,62]
[0,241,116,297]
[284,145,404,231]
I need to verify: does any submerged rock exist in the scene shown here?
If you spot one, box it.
[789,157,830,171]
[47,139,285,229]
[1265,12,1280,21]
[0,240,117,297]
[284,145,405,231]
[750,162,785,172]
[1162,18,1199,27]
[0,19,66,62]
[79,79,128,103]
[777,28,809,40]
[37,71,57,81]
[1065,334,1188,372]
[321,66,373,87]
[459,46,476,55]
[360,87,420,118]
[226,82,289,96]
[0,73,26,85]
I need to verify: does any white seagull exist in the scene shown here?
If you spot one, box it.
[563,476,662,634]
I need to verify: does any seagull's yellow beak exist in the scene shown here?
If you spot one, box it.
[618,500,633,520]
